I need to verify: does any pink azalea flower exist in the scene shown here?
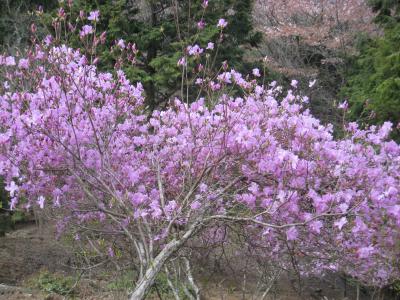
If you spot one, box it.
[37,195,45,209]
[338,101,348,110]
[117,39,126,49]
[334,217,347,230]
[217,18,228,29]
[88,10,100,22]
[190,201,201,210]
[18,58,29,69]
[80,25,94,38]
[197,19,206,30]
[252,68,261,77]
[5,181,18,197]
[5,56,16,66]
[286,227,298,241]
[358,246,375,259]
[177,57,187,66]
[108,247,115,257]
[187,45,204,56]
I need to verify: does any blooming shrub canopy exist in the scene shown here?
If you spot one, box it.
[0,43,399,288]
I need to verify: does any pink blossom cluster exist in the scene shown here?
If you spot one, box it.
[187,44,204,56]
[0,46,399,287]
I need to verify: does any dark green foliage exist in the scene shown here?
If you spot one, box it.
[342,23,400,139]
[368,0,400,25]
[0,0,57,51]
[341,0,400,139]
[0,214,12,237]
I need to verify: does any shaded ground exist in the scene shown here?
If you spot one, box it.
[0,223,378,299]
[0,222,69,285]
[0,223,126,299]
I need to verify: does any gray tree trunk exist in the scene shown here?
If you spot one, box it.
[129,219,201,300]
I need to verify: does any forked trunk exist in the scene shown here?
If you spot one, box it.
[129,219,201,300]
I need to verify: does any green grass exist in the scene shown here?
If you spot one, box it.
[33,270,76,297]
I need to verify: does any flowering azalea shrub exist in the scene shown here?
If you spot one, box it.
[0,13,399,300]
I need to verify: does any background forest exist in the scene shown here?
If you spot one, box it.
[1,0,399,132]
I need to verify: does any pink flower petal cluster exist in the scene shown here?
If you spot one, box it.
[80,25,93,38]
[187,44,204,56]
[88,10,100,22]
[217,18,228,29]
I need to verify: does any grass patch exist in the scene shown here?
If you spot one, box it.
[31,270,76,297]
[106,270,135,291]
[105,270,191,299]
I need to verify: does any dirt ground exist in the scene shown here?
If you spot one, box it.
[0,223,377,300]
[0,222,69,285]
[0,223,127,299]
